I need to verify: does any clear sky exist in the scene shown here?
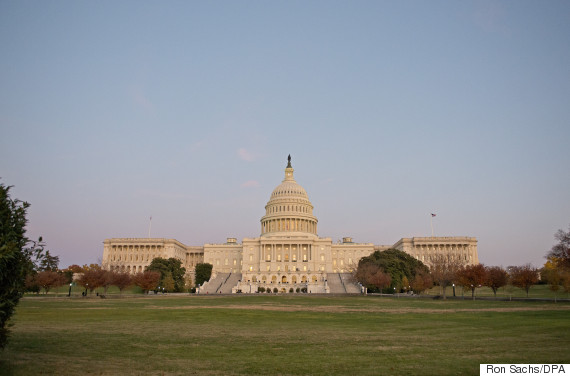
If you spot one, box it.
[1,1,569,269]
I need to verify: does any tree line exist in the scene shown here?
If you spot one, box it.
[24,258,214,296]
[355,244,569,300]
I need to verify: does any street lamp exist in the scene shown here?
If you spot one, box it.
[453,283,456,297]
[68,283,72,297]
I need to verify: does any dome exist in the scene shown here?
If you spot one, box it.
[260,156,318,236]
[270,179,309,201]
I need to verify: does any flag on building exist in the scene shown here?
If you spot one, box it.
[431,213,436,217]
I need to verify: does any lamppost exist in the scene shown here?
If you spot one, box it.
[68,283,72,297]
[453,283,456,297]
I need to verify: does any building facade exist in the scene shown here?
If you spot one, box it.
[102,157,478,293]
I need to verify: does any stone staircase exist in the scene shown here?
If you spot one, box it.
[327,273,347,294]
[339,273,361,293]
[200,273,229,294]
[200,272,242,294]
[219,273,242,294]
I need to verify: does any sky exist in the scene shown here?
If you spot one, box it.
[1,1,569,269]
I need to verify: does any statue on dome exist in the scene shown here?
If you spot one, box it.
[287,154,292,168]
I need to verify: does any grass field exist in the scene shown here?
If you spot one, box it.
[1,295,569,376]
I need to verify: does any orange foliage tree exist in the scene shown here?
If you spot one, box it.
[484,266,508,297]
[35,271,65,294]
[133,271,160,294]
[510,264,539,297]
[456,264,487,299]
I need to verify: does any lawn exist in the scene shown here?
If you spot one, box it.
[1,295,569,375]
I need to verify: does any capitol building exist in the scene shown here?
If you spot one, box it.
[102,156,478,293]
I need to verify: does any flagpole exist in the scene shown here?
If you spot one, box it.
[430,215,433,238]
[148,216,152,238]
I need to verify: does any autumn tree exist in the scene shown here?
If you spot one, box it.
[100,270,116,294]
[24,273,40,294]
[456,264,486,299]
[78,268,106,294]
[484,266,508,297]
[111,272,132,293]
[195,263,213,287]
[401,276,410,292]
[67,264,85,274]
[133,271,160,294]
[356,262,392,293]
[411,268,433,295]
[510,264,539,297]
[35,271,65,294]
[430,255,463,300]
[547,225,570,270]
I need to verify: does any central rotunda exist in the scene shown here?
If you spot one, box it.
[260,155,318,236]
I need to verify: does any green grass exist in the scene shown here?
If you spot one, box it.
[1,295,569,375]
[424,283,570,299]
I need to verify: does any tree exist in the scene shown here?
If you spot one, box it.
[161,273,175,292]
[456,264,486,299]
[38,250,59,272]
[547,225,570,269]
[484,266,508,297]
[561,270,570,299]
[67,264,85,274]
[0,183,47,349]
[78,268,106,294]
[410,269,433,295]
[541,264,562,302]
[24,273,40,294]
[195,263,213,287]
[35,271,65,294]
[100,270,114,294]
[355,249,430,292]
[146,258,186,292]
[510,264,539,297]
[111,272,132,293]
[355,262,391,293]
[401,276,410,292]
[133,271,160,294]
[430,255,462,300]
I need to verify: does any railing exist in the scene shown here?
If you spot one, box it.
[338,273,347,293]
